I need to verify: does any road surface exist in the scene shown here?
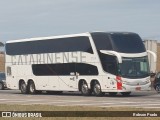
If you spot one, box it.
[0,90,159,109]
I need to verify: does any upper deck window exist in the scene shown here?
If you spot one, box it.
[91,32,146,53]
[6,36,93,55]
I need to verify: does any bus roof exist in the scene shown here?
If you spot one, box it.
[6,32,137,43]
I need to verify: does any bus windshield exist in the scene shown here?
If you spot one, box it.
[119,56,150,79]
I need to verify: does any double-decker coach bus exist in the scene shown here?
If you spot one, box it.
[5,32,156,96]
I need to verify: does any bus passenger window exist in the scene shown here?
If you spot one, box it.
[99,53,118,75]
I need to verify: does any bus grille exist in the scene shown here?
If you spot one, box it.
[125,81,148,86]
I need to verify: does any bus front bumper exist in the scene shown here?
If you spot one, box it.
[121,82,151,92]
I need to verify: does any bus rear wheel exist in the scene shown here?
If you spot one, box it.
[28,81,36,94]
[93,82,103,96]
[20,81,28,94]
[81,82,91,96]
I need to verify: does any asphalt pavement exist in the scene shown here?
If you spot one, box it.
[0,89,159,109]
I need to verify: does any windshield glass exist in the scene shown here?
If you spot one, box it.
[119,56,150,79]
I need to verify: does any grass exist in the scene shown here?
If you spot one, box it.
[0,104,159,120]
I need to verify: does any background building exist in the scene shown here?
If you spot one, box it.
[144,40,157,73]
[144,40,160,73]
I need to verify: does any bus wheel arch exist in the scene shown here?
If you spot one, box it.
[19,79,28,94]
[91,80,104,96]
[78,79,91,96]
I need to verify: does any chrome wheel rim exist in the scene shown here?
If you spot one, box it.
[30,84,35,93]
[94,84,101,94]
[82,84,88,94]
[21,83,26,92]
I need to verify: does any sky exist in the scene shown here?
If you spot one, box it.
[0,0,160,43]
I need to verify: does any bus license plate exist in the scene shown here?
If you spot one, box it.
[136,87,141,91]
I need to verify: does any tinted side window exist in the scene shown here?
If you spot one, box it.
[76,63,98,75]
[32,63,98,76]
[32,63,75,76]
[91,33,112,50]
[99,52,118,75]
[6,36,93,55]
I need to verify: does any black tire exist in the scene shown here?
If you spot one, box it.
[0,82,4,90]
[81,82,91,96]
[121,92,131,96]
[20,81,28,94]
[36,90,42,94]
[28,81,36,94]
[155,85,160,93]
[109,92,117,96]
[93,82,103,96]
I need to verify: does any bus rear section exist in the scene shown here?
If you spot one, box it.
[5,34,102,95]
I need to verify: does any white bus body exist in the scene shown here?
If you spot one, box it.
[5,32,156,96]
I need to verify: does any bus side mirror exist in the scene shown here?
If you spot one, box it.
[147,50,157,62]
